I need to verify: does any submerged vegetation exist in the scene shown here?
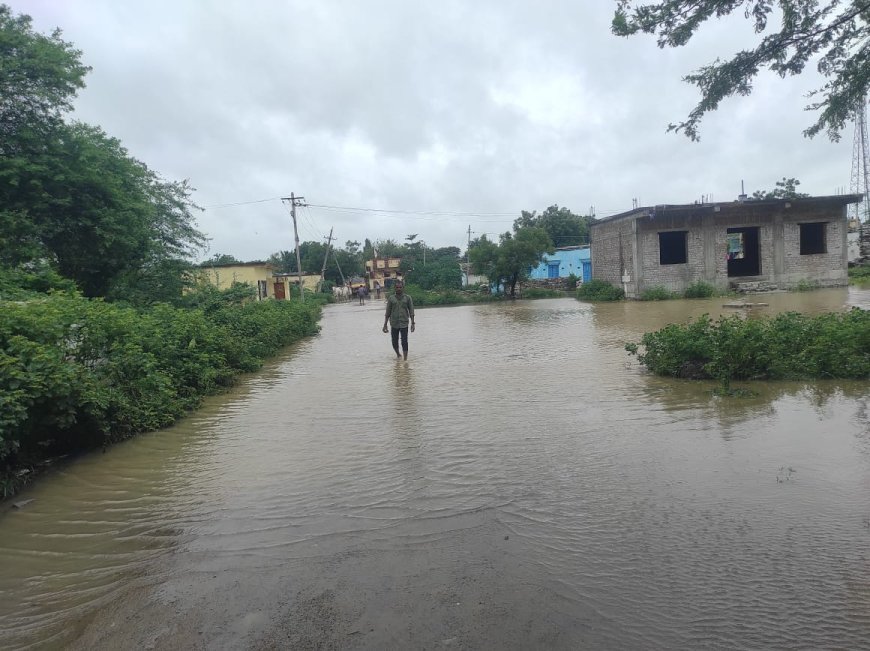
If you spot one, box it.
[625,309,870,392]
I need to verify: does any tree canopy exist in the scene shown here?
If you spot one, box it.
[469,227,554,297]
[751,176,810,199]
[514,205,595,247]
[612,1,870,141]
[0,5,205,300]
[0,5,89,154]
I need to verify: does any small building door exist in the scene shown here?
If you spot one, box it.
[273,281,286,299]
[547,263,560,278]
[727,227,760,277]
[581,261,591,283]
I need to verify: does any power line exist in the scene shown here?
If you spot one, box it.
[202,197,282,209]
[307,203,516,217]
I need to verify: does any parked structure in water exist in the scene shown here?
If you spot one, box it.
[590,194,863,298]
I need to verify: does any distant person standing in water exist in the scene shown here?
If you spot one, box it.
[382,282,415,360]
[357,285,365,305]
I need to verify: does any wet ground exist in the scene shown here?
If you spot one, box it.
[2,288,870,649]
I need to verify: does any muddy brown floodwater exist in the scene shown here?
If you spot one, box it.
[2,288,870,650]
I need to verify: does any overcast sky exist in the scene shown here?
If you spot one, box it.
[19,0,856,261]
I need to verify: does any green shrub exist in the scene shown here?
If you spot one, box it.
[576,279,624,302]
[566,273,579,290]
[683,281,715,298]
[0,289,322,486]
[639,286,676,301]
[626,308,870,390]
[0,265,78,300]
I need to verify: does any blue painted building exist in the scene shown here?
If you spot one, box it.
[529,245,591,282]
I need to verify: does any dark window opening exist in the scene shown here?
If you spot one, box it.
[659,231,687,265]
[799,222,826,255]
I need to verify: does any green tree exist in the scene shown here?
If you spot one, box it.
[207,253,241,266]
[498,227,555,297]
[0,6,205,299]
[751,177,811,200]
[403,246,462,290]
[4,122,204,297]
[514,205,595,247]
[373,238,403,257]
[469,228,554,297]
[0,5,89,153]
[468,235,500,287]
[612,1,870,140]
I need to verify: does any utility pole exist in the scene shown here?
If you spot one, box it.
[465,225,472,286]
[850,96,870,224]
[319,226,334,292]
[281,193,306,302]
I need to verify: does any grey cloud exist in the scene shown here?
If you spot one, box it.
[19,0,855,259]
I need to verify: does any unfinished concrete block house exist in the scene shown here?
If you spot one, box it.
[589,194,863,298]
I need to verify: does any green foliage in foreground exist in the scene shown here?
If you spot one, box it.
[576,279,625,302]
[625,309,870,390]
[0,288,321,492]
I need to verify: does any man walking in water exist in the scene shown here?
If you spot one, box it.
[382,281,415,360]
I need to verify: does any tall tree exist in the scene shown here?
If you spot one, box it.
[468,235,500,287]
[3,121,204,297]
[498,228,555,297]
[612,1,870,140]
[0,4,89,154]
[469,228,554,297]
[0,5,205,299]
[514,205,595,247]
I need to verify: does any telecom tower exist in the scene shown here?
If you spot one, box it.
[850,97,870,224]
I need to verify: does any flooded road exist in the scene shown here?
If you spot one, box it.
[2,288,870,649]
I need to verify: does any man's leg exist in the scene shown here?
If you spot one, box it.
[390,327,401,357]
[399,327,409,360]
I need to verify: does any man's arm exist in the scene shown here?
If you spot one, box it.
[383,298,392,332]
[408,296,415,331]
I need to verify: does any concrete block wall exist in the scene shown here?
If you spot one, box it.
[637,222,706,294]
[590,219,634,288]
[780,215,848,286]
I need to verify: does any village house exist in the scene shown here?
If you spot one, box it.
[195,262,319,299]
[365,255,402,292]
[589,194,862,299]
[528,245,591,283]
